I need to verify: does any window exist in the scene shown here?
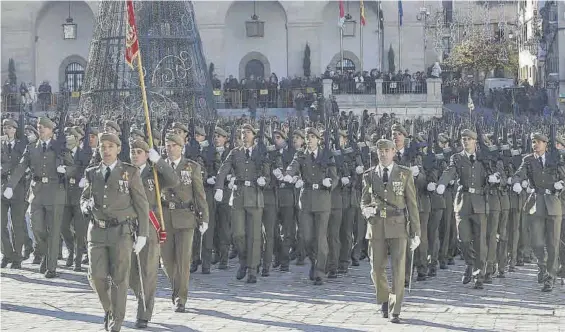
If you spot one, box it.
[442,0,453,24]
[336,58,355,73]
[442,37,452,54]
[245,59,265,79]
[65,62,84,92]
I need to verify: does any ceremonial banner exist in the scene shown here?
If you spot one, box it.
[360,0,366,26]
[125,0,139,68]
[338,0,345,27]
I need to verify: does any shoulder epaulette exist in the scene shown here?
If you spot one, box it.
[397,164,410,171]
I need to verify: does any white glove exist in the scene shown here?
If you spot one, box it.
[199,222,209,234]
[488,174,498,184]
[257,177,266,187]
[133,236,147,254]
[214,189,223,202]
[449,180,455,185]
[427,182,437,192]
[355,166,364,174]
[322,178,332,188]
[148,148,161,163]
[283,174,293,183]
[3,188,13,199]
[292,176,299,184]
[526,186,534,194]
[554,181,564,191]
[226,174,232,181]
[57,165,66,174]
[362,207,376,219]
[80,198,94,214]
[436,184,446,195]
[494,173,501,183]
[341,177,350,186]
[206,176,216,185]
[410,166,420,177]
[78,177,87,188]
[521,180,528,188]
[507,177,512,185]
[512,183,522,193]
[410,236,421,251]
[295,179,304,188]
[273,168,283,179]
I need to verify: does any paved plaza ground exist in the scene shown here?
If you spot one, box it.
[1,255,565,332]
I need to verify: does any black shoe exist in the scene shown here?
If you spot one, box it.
[337,267,348,274]
[313,277,323,285]
[32,255,42,264]
[190,261,199,273]
[228,248,238,260]
[360,251,367,260]
[10,261,21,269]
[557,268,565,278]
[497,271,505,278]
[516,260,524,266]
[541,279,553,292]
[23,247,33,260]
[416,273,426,281]
[439,261,448,269]
[538,270,547,283]
[65,252,74,267]
[247,275,257,283]
[39,258,47,274]
[174,303,186,313]
[309,264,315,281]
[523,256,532,263]
[272,259,280,269]
[447,258,455,265]
[261,269,270,277]
[280,265,289,272]
[211,253,220,265]
[381,302,389,318]
[296,257,305,266]
[82,255,89,264]
[427,267,437,277]
[45,270,58,278]
[404,280,410,288]
[289,249,297,261]
[218,262,228,270]
[104,311,110,331]
[0,257,10,268]
[202,266,211,274]
[508,266,516,272]
[391,314,401,324]
[351,259,360,266]
[73,265,83,272]
[236,266,247,280]
[134,319,148,328]
[484,273,493,284]
[462,266,472,284]
[327,270,338,279]
[473,280,484,289]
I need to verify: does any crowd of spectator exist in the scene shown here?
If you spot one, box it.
[2,80,55,113]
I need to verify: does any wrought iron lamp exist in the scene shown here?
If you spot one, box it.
[246,1,264,38]
[62,1,77,40]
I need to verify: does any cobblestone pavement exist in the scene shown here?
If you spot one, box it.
[1,254,565,332]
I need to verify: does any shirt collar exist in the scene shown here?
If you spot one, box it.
[71,146,77,154]
[308,148,319,157]
[139,163,146,174]
[378,163,394,174]
[168,156,182,167]
[464,150,476,158]
[41,138,51,146]
[102,159,118,171]
[534,153,546,162]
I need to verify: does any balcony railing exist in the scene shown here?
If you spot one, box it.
[382,80,427,94]
[1,92,81,113]
[213,87,321,109]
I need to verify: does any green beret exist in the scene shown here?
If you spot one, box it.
[73,126,85,137]
[461,129,477,140]
[293,129,305,139]
[241,124,257,135]
[2,119,18,129]
[438,133,449,144]
[338,129,348,137]
[376,139,395,150]
[99,132,121,146]
[166,133,184,146]
[130,139,150,152]
[65,127,80,138]
[104,120,120,134]
[531,132,548,142]
[130,128,145,138]
[195,126,206,137]
[305,127,321,139]
[38,117,54,130]
[391,123,408,136]
[25,125,39,137]
[172,122,188,133]
[89,127,100,136]
[273,129,287,140]
[66,135,78,150]
[215,127,229,137]
[556,136,565,147]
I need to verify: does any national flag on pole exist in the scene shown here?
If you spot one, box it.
[338,0,345,27]
[360,0,366,26]
[125,0,140,68]
[398,0,404,27]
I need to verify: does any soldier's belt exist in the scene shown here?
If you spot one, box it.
[304,182,330,190]
[458,186,485,195]
[375,208,405,218]
[533,188,559,196]
[234,180,256,187]
[91,218,130,229]
[161,200,195,210]
[32,176,59,183]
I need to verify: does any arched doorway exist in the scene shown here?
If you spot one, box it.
[336,58,356,73]
[245,59,265,79]
[64,62,85,92]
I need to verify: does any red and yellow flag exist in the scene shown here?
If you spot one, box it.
[360,0,366,26]
[125,0,139,68]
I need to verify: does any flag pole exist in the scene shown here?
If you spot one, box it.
[360,20,363,73]
[340,27,344,73]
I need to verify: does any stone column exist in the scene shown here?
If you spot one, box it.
[426,78,442,103]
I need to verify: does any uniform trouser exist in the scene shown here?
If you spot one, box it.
[518,210,532,259]
[1,200,28,262]
[457,212,487,279]
[294,206,306,260]
[530,214,562,278]
[261,203,278,270]
[406,211,429,278]
[486,210,501,274]
[232,206,262,275]
[201,189,216,269]
[161,225,195,306]
[192,228,201,265]
[497,209,510,272]
[30,203,64,271]
[216,202,231,262]
[559,212,565,274]
[507,208,521,267]
[439,202,453,263]
[327,207,343,272]
[129,229,159,322]
[88,225,134,332]
[278,206,295,267]
[369,236,407,315]
[352,206,367,261]
[61,204,86,266]
[300,209,330,279]
[338,206,355,270]
[428,209,443,267]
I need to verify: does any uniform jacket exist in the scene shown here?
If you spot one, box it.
[1,139,27,202]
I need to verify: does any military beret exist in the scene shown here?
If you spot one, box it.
[25,125,39,137]
[166,133,184,146]
[483,135,492,146]
[65,127,80,138]
[556,136,565,147]
[273,129,287,140]
[370,133,380,143]
[2,119,18,129]
[241,124,257,135]
[215,127,229,137]
[38,117,54,130]
[104,120,120,134]
[461,129,477,140]
[66,135,78,150]
[391,123,408,136]
[438,133,449,144]
[130,139,150,152]
[172,122,188,133]
[376,139,395,150]
[305,127,321,139]
[130,128,145,138]
[293,129,305,139]
[90,127,100,136]
[73,126,85,137]
[338,129,348,137]
[151,129,160,141]
[531,132,548,142]
[99,132,121,146]
[194,126,206,137]
[414,133,425,143]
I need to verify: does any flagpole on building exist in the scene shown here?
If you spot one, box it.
[360,21,363,73]
[340,27,344,73]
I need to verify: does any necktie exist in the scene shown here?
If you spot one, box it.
[42,142,47,153]
[104,167,111,182]
[396,152,402,161]
[311,152,315,160]
[538,157,543,168]
[246,149,251,159]
[382,167,389,184]
[469,155,475,164]
[7,142,12,154]
[171,161,176,170]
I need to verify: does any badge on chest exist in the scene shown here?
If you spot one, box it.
[119,171,130,193]
[392,181,404,195]
[181,165,192,185]
[147,179,154,191]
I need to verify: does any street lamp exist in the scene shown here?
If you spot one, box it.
[62,1,77,40]
[246,0,264,38]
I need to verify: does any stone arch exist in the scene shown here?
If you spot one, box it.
[58,55,87,91]
[223,0,288,23]
[239,52,271,80]
[34,1,97,25]
[328,51,361,73]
